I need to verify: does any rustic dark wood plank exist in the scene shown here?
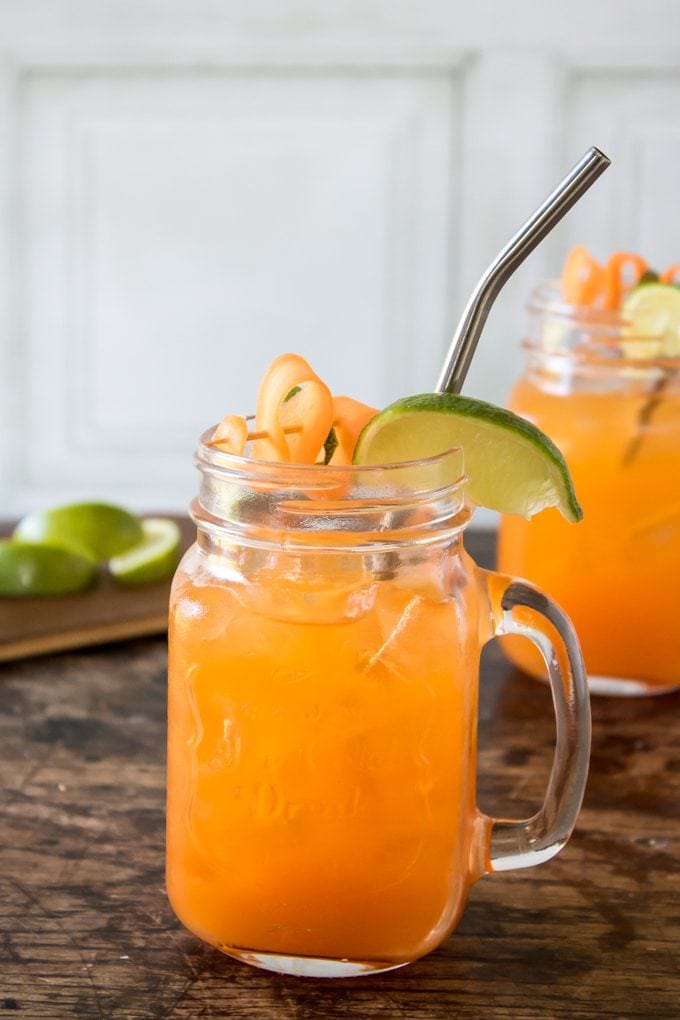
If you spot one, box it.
[0,530,678,1019]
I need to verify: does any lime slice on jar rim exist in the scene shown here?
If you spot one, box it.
[14,502,143,562]
[0,540,97,597]
[353,392,582,522]
[109,518,181,587]
[621,283,680,359]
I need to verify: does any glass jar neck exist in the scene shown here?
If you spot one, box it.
[524,281,680,396]
[192,435,469,554]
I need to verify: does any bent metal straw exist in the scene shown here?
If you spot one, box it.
[436,146,611,395]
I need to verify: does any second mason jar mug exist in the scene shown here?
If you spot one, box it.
[167,436,590,977]
[498,281,680,696]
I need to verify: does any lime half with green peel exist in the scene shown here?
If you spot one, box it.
[109,518,181,587]
[14,502,143,562]
[353,393,582,522]
[0,540,97,597]
[622,283,680,358]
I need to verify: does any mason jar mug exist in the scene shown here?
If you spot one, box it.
[167,437,590,977]
[498,282,680,695]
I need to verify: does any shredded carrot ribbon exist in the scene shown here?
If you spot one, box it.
[661,262,680,285]
[209,414,249,456]
[561,246,650,309]
[602,252,648,311]
[560,245,605,306]
[209,359,378,466]
[252,353,334,464]
[330,396,378,465]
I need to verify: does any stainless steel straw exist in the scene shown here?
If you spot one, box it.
[436,146,611,394]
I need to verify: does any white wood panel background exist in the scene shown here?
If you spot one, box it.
[1,1,679,520]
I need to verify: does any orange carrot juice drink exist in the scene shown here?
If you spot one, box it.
[167,355,590,976]
[499,251,680,695]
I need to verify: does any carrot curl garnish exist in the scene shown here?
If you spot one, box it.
[602,252,648,310]
[561,246,654,309]
[661,262,680,285]
[211,358,378,466]
[252,353,334,464]
[329,396,378,465]
[561,245,605,307]
[209,415,249,455]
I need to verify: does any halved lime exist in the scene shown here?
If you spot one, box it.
[353,393,582,522]
[0,540,97,597]
[14,502,143,562]
[622,283,680,358]
[109,518,181,587]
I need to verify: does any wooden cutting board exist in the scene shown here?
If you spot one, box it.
[0,515,196,663]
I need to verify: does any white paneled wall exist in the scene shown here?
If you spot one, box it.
[1,1,680,519]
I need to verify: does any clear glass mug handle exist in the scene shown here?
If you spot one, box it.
[477,569,591,873]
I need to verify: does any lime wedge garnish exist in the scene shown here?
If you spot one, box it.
[0,540,96,596]
[14,502,143,562]
[353,392,582,522]
[109,518,181,587]
[622,283,680,358]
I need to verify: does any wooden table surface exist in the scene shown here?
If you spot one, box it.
[1,530,678,1019]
